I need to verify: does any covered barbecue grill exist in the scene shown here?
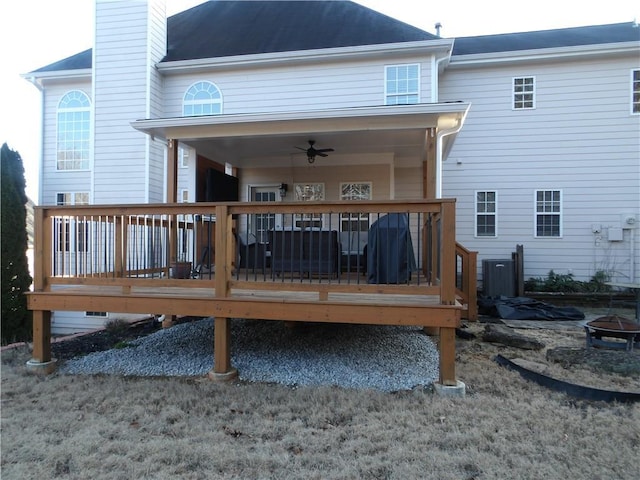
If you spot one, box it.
[367,213,417,284]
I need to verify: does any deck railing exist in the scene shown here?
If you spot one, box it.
[34,199,476,311]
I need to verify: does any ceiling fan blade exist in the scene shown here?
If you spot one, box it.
[295,146,308,152]
[317,152,329,157]
[315,148,334,153]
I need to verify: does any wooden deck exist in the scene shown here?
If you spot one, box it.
[27,200,476,386]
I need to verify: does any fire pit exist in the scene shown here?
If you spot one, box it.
[583,315,640,351]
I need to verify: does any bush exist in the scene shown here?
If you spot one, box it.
[525,270,612,293]
[1,144,32,344]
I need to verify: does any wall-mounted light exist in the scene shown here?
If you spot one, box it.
[279,183,288,198]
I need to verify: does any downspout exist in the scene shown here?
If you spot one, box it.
[433,41,458,198]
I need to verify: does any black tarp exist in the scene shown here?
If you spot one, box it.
[478,296,585,321]
[367,213,417,284]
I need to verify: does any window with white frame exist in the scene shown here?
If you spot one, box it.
[340,182,372,232]
[180,189,189,203]
[535,190,562,237]
[513,77,535,109]
[179,146,190,168]
[632,69,640,114]
[385,64,419,105]
[183,81,222,116]
[85,311,107,318]
[56,192,90,252]
[57,91,91,170]
[251,188,277,243]
[475,191,497,237]
[294,183,324,229]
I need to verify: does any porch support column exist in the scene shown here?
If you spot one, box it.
[162,139,179,329]
[423,128,440,336]
[167,139,178,203]
[422,128,437,199]
[208,205,238,381]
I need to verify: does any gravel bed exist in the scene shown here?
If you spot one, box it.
[58,318,440,391]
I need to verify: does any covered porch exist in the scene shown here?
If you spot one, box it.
[28,102,476,389]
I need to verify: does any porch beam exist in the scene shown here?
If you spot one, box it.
[27,293,461,327]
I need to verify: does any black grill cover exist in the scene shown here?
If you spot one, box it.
[367,213,417,284]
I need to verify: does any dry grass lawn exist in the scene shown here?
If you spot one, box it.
[1,306,639,479]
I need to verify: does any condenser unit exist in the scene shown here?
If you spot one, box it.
[482,259,516,297]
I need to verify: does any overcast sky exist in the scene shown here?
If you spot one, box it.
[2,0,638,201]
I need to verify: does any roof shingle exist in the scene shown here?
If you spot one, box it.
[29,1,639,73]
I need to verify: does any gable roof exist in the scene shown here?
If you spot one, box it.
[164,1,437,62]
[453,22,640,56]
[31,0,435,73]
[29,1,639,74]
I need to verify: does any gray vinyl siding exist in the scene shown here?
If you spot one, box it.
[93,0,168,204]
[441,54,640,283]
[40,81,92,205]
[161,55,434,117]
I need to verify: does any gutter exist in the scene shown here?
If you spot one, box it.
[157,39,455,74]
[449,41,640,68]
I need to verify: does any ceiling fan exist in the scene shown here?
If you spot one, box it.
[295,140,334,164]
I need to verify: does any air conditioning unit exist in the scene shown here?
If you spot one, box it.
[482,259,515,297]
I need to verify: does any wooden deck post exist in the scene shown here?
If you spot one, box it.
[163,139,179,328]
[438,327,457,385]
[27,208,57,374]
[209,205,238,381]
[31,311,52,363]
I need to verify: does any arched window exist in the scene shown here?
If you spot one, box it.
[183,81,222,116]
[57,91,91,170]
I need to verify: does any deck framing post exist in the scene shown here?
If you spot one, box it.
[440,201,456,305]
[209,205,238,381]
[27,208,57,373]
[438,327,456,385]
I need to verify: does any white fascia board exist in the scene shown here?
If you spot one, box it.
[156,39,454,74]
[131,103,470,140]
[449,41,640,68]
[21,69,92,82]
[21,69,92,90]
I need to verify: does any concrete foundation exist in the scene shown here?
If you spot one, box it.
[207,367,238,382]
[26,358,58,375]
[434,380,466,398]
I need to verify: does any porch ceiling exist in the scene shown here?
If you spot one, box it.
[131,103,470,168]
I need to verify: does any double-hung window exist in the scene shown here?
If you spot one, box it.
[632,69,640,114]
[294,183,324,229]
[535,190,562,237]
[57,91,91,170]
[56,192,89,252]
[340,182,372,232]
[513,77,535,109]
[385,64,420,105]
[475,191,497,237]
